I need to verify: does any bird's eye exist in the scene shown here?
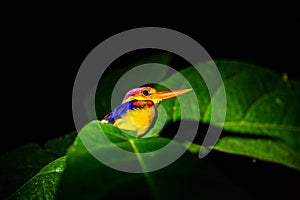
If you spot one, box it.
[142,90,151,96]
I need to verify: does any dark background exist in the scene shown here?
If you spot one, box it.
[3,13,299,153]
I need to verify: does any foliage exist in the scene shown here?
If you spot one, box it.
[2,59,300,199]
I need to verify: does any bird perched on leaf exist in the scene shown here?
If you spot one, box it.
[100,86,192,137]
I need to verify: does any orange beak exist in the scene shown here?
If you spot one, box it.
[152,88,192,101]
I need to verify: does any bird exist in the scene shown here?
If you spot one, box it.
[100,86,192,137]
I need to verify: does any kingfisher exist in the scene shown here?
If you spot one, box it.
[100,87,192,137]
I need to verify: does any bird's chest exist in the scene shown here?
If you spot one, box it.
[113,105,157,136]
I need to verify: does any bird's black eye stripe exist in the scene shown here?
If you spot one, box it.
[142,90,151,96]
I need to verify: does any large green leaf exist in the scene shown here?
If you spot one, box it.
[8,156,66,200]
[57,121,248,199]
[1,133,76,199]
[5,59,300,199]
[159,60,300,170]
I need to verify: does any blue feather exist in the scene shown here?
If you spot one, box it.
[104,101,142,124]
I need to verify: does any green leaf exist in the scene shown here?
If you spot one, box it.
[57,121,249,199]
[159,60,300,170]
[1,132,76,199]
[5,59,300,199]
[8,156,66,200]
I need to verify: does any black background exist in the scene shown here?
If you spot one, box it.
[2,12,299,153]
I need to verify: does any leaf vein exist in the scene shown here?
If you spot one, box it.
[203,68,251,121]
[241,79,284,121]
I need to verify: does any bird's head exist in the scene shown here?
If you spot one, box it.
[122,87,192,104]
